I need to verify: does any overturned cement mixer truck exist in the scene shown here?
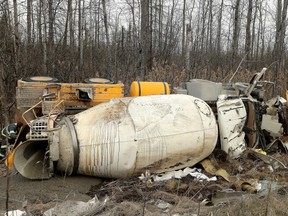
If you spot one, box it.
[8,77,218,180]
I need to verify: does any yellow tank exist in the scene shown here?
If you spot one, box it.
[129,81,170,97]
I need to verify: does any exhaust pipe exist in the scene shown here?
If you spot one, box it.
[14,94,218,179]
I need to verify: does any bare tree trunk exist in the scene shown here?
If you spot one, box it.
[208,0,213,53]
[200,0,207,52]
[0,1,12,126]
[42,0,48,73]
[13,0,20,76]
[279,1,288,57]
[251,0,258,58]
[149,0,153,68]
[259,1,266,59]
[68,0,74,47]
[216,0,224,54]
[27,0,32,44]
[140,0,150,79]
[158,0,163,52]
[232,0,241,58]
[89,0,94,72]
[63,0,71,48]
[0,65,10,126]
[245,0,252,60]
[126,0,137,47]
[48,0,55,76]
[182,0,186,61]
[255,18,261,60]
[37,0,42,44]
[273,0,288,95]
[274,0,282,55]
[152,0,157,53]
[132,0,137,47]
[95,0,101,49]
[0,0,11,126]
[185,24,192,79]
[79,0,84,73]
[168,0,175,56]
[102,0,112,79]
[48,0,54,46]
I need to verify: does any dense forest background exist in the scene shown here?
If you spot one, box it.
[0,0,288,125]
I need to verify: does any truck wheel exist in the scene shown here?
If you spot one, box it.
[22,76,59,83]
[83,78,112,84]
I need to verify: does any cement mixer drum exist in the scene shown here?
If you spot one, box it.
[14,94,218,179]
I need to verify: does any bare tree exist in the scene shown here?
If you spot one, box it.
[216,0,224,54]
[42,0,48,73]
[37,0,43,44]
[245,0,253,60]
[102,0,112,79]
[69,0,74,47]
[185,24,192,78]
[126,0,137,47]
[27,0,32,44]
[158,0,163,53]
[182,0,186,61]
[259,0,266,59]
[63,0,71,48]
[232,0,241,58]
[13,0,20,75]
[140,0,150,79]
[251,0,258,59]
[273,0,288,94]
[0,0,11,126]
[200,0,208,52]
[79,0,84,72]
[48,0,54,46]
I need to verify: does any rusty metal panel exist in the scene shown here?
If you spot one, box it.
[16,87,44,108]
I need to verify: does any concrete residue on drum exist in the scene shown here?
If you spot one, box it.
[72,95,218,178]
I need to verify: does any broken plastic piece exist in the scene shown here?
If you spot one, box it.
[217,97,247,158]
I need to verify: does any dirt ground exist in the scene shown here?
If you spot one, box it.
[0,164,102,215]
[2,149,288,215]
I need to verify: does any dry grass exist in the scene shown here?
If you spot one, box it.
[137,60,288,99]
[83,149,288,216]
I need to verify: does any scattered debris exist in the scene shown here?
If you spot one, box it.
[5,210,26,216]
[139,167,217,182]
[43,196,108,216]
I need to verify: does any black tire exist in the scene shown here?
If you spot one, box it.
[83,78,113,84]
[22,76,59,83]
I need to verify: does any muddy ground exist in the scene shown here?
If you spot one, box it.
[0,165,102,215]
[2,149,288,215]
